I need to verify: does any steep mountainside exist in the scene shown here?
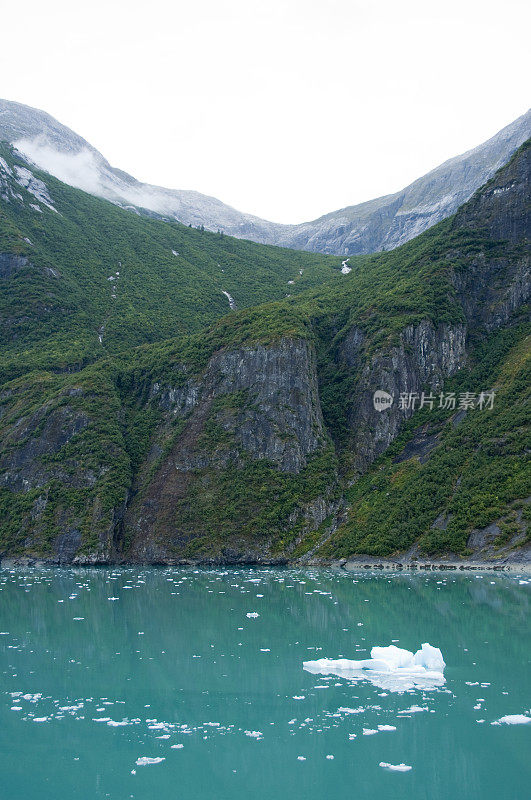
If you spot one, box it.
[1,98,529,255]
[275,109,531,255]
[0,99,278,240]
[0,142,340,383]
[1,141,529,565]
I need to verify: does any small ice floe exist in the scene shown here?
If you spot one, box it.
[32,717,49,722]
[246,612,259,618]
[326,755,334,760]
[171,744,184,749]
[222,290,236,310]
[297,756,306,761]
[293,696,305,700]
[135,757,165,766]
[399,705,428,714]
[303,643,445,693]
[341,259,351,274]
[378,724,397,731]
[379,762,412,772]
[491,715,531,725]
[244,730,263,739]
[363,728,378,735]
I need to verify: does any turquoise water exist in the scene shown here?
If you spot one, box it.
[0,567,529,799]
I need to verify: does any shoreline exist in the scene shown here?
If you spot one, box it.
[0,555,530,575]
[331,558,531,575]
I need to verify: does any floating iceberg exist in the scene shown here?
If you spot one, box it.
[491,714,531,725]
[303,643,445,693]
[379,762,412,772]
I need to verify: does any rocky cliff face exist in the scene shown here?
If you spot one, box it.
[343,321,467,475]
[0,382,127,563]
[450,142,530,330]
[123,338,329,561]
[1,98,529,256]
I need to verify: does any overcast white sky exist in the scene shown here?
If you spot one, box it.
[1,0,529,222]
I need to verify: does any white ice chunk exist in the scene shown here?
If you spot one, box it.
[135,757,165,766]
[491,715,531,725]
[379,762,412,772]
[372,645,415,668]
[399,705,428,714]
[413,643,445,671]
[303,642,445,693]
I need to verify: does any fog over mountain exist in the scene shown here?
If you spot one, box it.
[1,98,529,255]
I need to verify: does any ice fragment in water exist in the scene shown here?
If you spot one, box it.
[303,643,445,692]
[379,762,412,772]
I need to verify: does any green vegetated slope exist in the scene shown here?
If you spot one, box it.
[0,141,529,563]
[0,142,341,382]
[319,325,530,559]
